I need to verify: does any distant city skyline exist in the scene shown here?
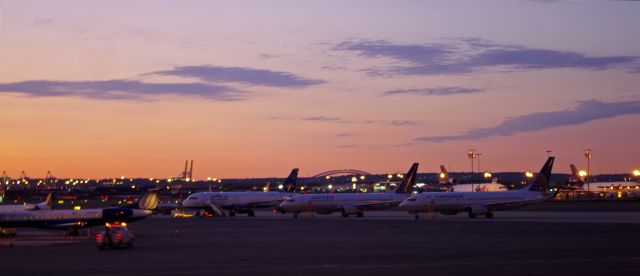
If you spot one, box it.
[0,1,639,178]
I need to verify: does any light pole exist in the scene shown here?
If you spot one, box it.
[584,149,592,185]
[467,149,477,173]
[477,153,482,172]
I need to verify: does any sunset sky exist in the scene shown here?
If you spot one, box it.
[1,0,639,179]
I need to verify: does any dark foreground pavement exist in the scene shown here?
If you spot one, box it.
[1,213,640,276]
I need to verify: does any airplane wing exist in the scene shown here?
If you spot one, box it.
[484,197,553,211]
[348,200,404,211]
[243,199,285,209]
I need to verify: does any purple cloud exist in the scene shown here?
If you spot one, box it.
[390,120,417,126]
[416,100,640,142]
[0,80,241,101]
[150,65,326,87]
[385,87,484,96]
[302,116,342,121]
[335,39,638,76]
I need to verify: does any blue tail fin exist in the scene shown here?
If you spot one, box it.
[523,157,555,192]
[284,168,299,193]
[395,163,419,194]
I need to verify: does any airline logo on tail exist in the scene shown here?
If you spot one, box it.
[138,189,160,210]
[525,157,555,193]
[284,168,299,193]
[395,163,419,194]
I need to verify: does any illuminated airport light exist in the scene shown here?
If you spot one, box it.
[120,176,125,180]
[207,177,212,181]
[525,171,534,178]
[278,184,284,190]
[352,183,357,190]
[328,184,333,190]
[57,200,64,204]
[483,172,492,178]
[325,176,331,180]
[578,170,588,177]
[351,176,357,183]
[439,173,446,179]
[633,170,640,177]
[360,175,365,180]
[73,206,81,210]
[387,174,393,179]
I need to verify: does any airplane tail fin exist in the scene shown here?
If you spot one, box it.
[570,164,579,177]
[284,168,299,193]
[568,164,584,184]
[138,189,160,210]
[35,193,53,210]
[395,163,419,194]
[522,157,555,193]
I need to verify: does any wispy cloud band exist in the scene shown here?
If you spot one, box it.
[416,100,640,142]
[150,65,326,87]
[385,87,484,96]
[0,80,241,101]
[335,38,639,76]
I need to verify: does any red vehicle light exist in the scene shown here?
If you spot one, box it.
[95,234,102,241]
[116,233,123,240]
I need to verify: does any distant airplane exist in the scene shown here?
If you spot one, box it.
[568,164,639,191]
[0,189,159,235]
[181,168,299,217]
[278,163,418,218]
[400,157,556,219]
[438,165,507,192]
[0,193,52,213]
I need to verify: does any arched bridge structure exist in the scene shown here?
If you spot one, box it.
[310,169,373,178]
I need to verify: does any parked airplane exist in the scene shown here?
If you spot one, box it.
[400,157,556,219]
[0,189,159,234]
[278,163,418,218]
[0,193,52,213]
[181,168,299,217]
[568,164,639,191]
[438,165,507,192]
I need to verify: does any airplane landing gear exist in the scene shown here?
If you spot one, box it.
[356,211,364,218]
[468,210,477,219]
[485,212,494,219]
[247,210,255,217]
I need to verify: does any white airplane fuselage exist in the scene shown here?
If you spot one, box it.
[399,190,548,215]
[449,183,508,192]
[182,191,297,210]
[0,208,153,229]
[279,193,410,215]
